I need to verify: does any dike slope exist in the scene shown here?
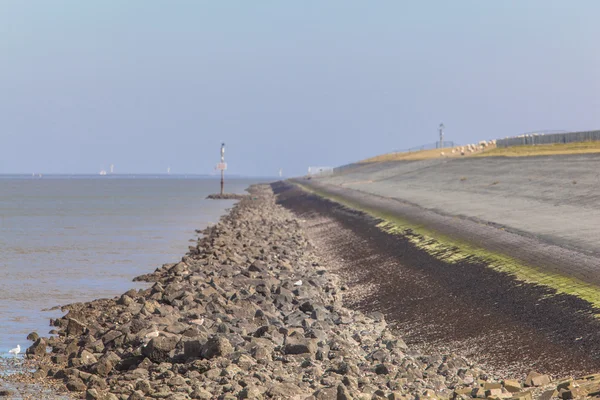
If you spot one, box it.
[283,153,600,381]
[325,154,600,256]
[276,183,600,376]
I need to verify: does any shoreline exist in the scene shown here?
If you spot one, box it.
[0,180,250,399]
[0,177,253,360]
[3,183,593,399]
[1,184,495,399]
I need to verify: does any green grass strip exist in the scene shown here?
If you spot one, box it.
[294,181,600,313]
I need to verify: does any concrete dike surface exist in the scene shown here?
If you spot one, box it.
[274,154,600,377]
[324,154,600,256]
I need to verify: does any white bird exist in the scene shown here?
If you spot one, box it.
[189,318,204,326]
[293,280,303,286]
[9,344,20,356]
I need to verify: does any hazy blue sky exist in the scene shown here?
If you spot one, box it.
[1,1,599,176]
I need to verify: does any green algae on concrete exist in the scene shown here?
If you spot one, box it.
[293,181,600,313]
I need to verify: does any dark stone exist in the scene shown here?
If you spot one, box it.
[299,301,315,313]
[117,294,133,306]
[201,336,233,359]
[375,364,390,375]
[184,340,204,359]
[26,337,47,357]
[66,318,87,336]
[101,330,122,344]
[66,377,87,392]
[283,338,317,355]
[141,335,179,363]
[127,391,146,400]
[92,358,114,377]
[86,374,107,390]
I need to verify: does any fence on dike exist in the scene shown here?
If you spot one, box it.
[497,130,600,148]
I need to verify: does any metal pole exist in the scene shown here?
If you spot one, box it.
[220,169,224,195]
[220,142,225,195]
[439,123,444,149]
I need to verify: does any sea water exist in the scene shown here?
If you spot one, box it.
[0,176,266,356]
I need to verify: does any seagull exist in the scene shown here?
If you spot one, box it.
[189,318,204,326]
[293,280,303,286]
[9,344,20,356]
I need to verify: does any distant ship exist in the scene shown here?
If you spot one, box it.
[167,166,171,175]
[110,164,114,174]
[99,170,107,176]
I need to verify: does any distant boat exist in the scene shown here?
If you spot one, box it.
[99,170,107,176]
[167,167,171,175]
[110,164,114,174]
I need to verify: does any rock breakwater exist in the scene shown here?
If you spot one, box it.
[207,193,247,200]
[18,184,579,400]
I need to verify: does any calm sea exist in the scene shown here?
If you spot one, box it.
[0,176,267,355]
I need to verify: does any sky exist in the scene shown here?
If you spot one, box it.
[1,1,599,176]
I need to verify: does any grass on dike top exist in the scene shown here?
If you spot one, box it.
[473,141,600,157]
[360,147,465,163]
[361,141,600,163]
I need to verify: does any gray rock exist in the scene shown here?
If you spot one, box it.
[183,339,204,359]
[26,337,47,357]
[92,358,114,378]
[117,294,133,306]
[66,377,87,392]
[86,374,107,390]
[375,364,390,375]
[201,336,233,359]
[135,379,151,394]
[142,335,179,363]
[127,391,145,400]
[283,337,317,355]
[79,349,98,366]
[66,318,87,336]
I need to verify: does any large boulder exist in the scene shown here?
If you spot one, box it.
[183,339,204,359]
[66,318,88,336]
[283,337,317,356]
[201,336,233,359]
[141,336,179,363]
[92,352,120,377]
[26,338,48,358]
